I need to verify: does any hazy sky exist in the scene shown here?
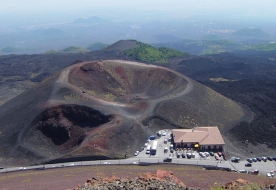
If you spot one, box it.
[1,0,276,18]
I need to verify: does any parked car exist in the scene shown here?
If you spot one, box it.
[164,139,168,144]
[239,170,247,173]
[245,163,252,167]
[139,147,144,152]
[252,158,257,162]
[267,156,273,161]
[273,157,276,161]
[191,153,195,158]
[163,157,172,162]
[217,152,222,157]
[170,148,174,153]
[231,157,240,163]
[177,153,180,158]
[247,158,253,163]
[209,152,214,156]
[204,152,210,157]
[146,150,150,154]
[256,157,262,161]
[134,151,139,156]
[262,157,267,162]
[144,143,148,147]
[149,135,155,140]
[181,153,186,158]
[162,131,166,136]
[164,147,168,153]
[187,153,192,159]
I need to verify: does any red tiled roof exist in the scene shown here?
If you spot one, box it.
[172,126,225,145]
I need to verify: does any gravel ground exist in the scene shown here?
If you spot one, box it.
[1,164,276,190]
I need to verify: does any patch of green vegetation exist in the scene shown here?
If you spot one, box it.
[44,46,90,54]
[198,40,238,55]
[61,46,90,53]
[200,40,235,47]
[87,42,109,51]
[200,46,226,55]
[44,50,60,54]
[241,43,276,51]
[124,41,188,63]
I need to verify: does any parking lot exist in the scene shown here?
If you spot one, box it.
[132,129,276,178]
[134,129,223,162]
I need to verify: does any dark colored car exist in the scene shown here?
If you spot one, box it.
[149,135,155,140]
[182,153,186,158]
[262,157,267,162]
[245,163,252,167]
[273,157,276,161]
[267,156,273,161]
[231,157,240,163]
[246,158,253,163]
[177,153,180,158]
[163,157,172,162]
[256,157,262,161]
[170,148,174,153]
[252,158,257,162]
[139,147,144,152]
[209,152,214,156]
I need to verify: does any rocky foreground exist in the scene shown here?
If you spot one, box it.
[74,170,276,190]
[74,170,188,190]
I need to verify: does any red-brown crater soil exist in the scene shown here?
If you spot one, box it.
[69,60,188,103]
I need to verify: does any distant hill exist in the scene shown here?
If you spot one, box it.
[241,42,276,51]
[45,46,90,54]
[124,40,189,63]
[234,28,269,37]
[87,43,109,51]
[103,40,139,51]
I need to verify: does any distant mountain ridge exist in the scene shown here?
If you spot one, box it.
[234,28,269,37]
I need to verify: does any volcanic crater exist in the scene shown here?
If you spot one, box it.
[68,60,188,108]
